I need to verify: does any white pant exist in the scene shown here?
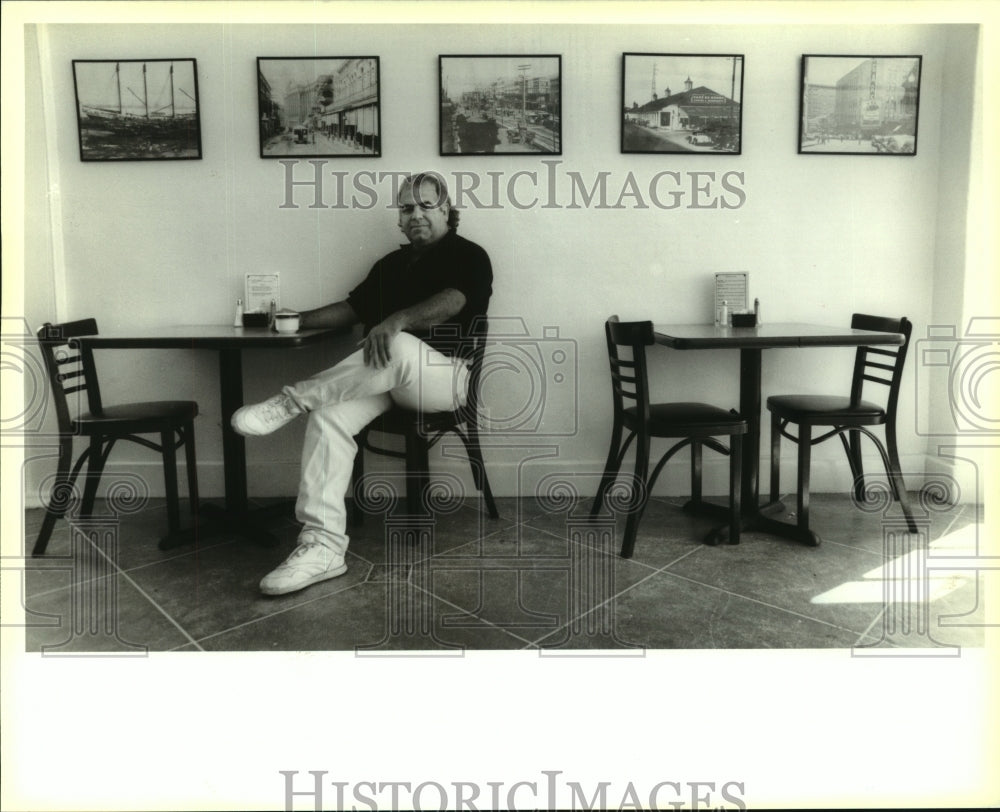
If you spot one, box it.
[284,332,469,555]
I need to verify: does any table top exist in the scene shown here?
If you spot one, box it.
[653,321,905,350]
[78,325,356,350]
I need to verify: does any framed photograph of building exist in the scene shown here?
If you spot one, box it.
[439,55,562,155]
[798,55,921,155]
[257,57,380,158]
[72,59,202,161]
[621,53,743,154]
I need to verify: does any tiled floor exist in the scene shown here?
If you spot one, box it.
[19,491,987,653]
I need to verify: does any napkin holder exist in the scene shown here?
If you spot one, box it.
[242,311,269,328]
[731,312,757,328]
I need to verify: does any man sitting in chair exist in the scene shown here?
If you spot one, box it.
[232,172,493,595]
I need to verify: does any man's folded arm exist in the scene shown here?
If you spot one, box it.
[299,301,361,332]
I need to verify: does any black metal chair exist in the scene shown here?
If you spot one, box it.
[351,323,499,521]
[591,316,748,557]
[33,319,200,556]
[767,313,918,546]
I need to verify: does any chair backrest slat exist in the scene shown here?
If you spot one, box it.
[849,313,912,416]
[604,315,654,423]
[37,319,102,430]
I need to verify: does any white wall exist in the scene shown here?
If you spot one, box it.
[21,21,981,503]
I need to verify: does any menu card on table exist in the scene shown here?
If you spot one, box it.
[245,273,280,313]
[715,272,748,316]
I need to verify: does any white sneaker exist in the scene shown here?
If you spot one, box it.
[260,541,347,596]
[231,394,301,436]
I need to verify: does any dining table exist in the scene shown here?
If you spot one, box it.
[79,324,357,547]
[653,321,906,545]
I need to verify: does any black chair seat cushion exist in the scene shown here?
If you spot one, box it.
[767,395,885,425]
[75,401,199,433]
[624,402,746,437]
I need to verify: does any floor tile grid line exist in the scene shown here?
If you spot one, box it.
[848,501,970,647]
[474,519,693,647]
[526,517,683,576]
[23,535,242,602]
[72,533,207,652]
[658,568,887,641]
[801,535,896,648]
[404,533,571,647]
[350,515,512,571]
[855,611,891,648]
[521,539,708,648]
[401,518,674,649]
[179,563,376,648]
[406,581,543,650]
[522,565,670,649]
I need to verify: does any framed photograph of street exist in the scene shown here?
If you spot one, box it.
[72,59,202,161]
[798,55,922,155]
[439,55,562,155]
[257,56,381,158]
[621,53,743,154]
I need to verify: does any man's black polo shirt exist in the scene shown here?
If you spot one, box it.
[347,229,493,359]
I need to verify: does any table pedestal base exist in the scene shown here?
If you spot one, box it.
[157,500,296,550]
[684,498,821,547]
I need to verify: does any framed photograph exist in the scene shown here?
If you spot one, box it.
[72,59,202,161]
[439,55,562,155]
[257,57,381,158]
[622,53,743,154]
[798,55,922,155]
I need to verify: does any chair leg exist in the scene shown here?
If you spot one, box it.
[404,430,431,517]
[350,432,366,526]
[728,434,742,545]
[796,424,812,537]
[183,422,199,516]
[161,430,181,534]
[81,435,106,520]
[591,421,624,518]
[769,411,781,502]
[690,441,703,505]
[620,433,651,559]
[848,428,865,503]
[33,436,75,557]
[464,432,499,519]
[885,424,918,533]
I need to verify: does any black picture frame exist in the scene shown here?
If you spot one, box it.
[439,54,562,155]
[798,55,922,155]
[72,59,202,161]
[257,56,381,158]
[621,53,744,154]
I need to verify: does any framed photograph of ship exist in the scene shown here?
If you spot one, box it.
[439,55,562,155]
[798,55,922,155]
[257,57,381,158]
[72,59,202,161]
[622,53,743,154]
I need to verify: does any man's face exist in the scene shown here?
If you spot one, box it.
[398,179,450,248]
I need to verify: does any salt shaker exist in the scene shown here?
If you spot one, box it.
[720,300,729,327]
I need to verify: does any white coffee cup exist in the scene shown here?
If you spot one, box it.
[274,311,300,334]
